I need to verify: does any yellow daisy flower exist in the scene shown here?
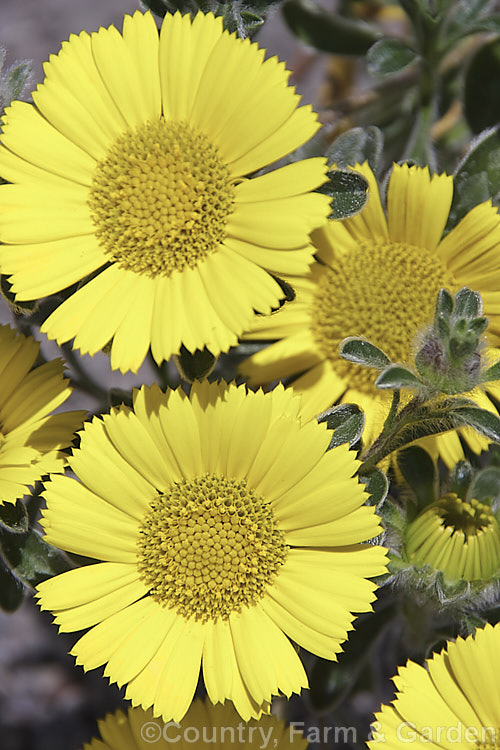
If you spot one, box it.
[83,699,307,750]
[0,11,330,374]
[369,623,500,750]
[241,162,500,467]
[0,324,84,504]
[36,381,387,721]
[405,492,500,582]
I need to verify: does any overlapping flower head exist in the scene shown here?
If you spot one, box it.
[83,699,308,750]
[36,381,387,721]
[369,622,500,750]
[0,10,330,373]
[241,162,500,466]
[0,324,83,504]
[405,492,500,583]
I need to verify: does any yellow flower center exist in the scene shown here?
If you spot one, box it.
[137,474,288,621]
[88,118,235,278]
[477,728,500,750]
[311,241,456,393]
[439,494,494,536]
[405,493,500,581]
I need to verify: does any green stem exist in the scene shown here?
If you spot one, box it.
[381,390,401,436]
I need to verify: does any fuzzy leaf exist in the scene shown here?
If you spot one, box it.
[367,38,418,78]
[454,406,500,443]
[454,287,482,318]
[480,360,500,384]
[0,61,31,108]
[359,467,389,509]
[466,13,500,34]
[376,365,421,390]
[316,169,369,219]
[446,0,495,34]
[449,127,500,227]
[325,126,383,171]
[435,288,454,320]
[318,403,365,447]
[379,500,406,535]
[0,501,29,535]
[282,0,380,55]
[339,337,391,369]
[0,529,72,588]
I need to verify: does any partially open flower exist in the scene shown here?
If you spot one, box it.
[405,493,500,582]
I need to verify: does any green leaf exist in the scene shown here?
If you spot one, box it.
[480,359,500,383]
[316,169,369,219]
[339,337,391,369]
[0,501,29,535]
[447,0,496,30]
[450,460,473,499]
[325,126,383,172]
[375,365,421,390]
[379,499,406,535]
[367,38,419,78]
[319,403,365,447]
[359,467,389,509]
[468,317,488,336]
[469,467,500,503]
[449,127,500,227]
[435,288,454,320]
[0,529,72,588]
[454,406,500,443]
[397,446,436,509]
[466,14,500,35]
[453,287,481,318]
[176,345,216,382]
[1,61,32,105]
[0,558,25,612]
[318,402,361,428]
[282,0,380,56]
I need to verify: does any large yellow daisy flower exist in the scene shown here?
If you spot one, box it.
[0,324,84,504]
[241,163,500,467]
[83,699,307,750]
[369,623,500,750]
[0,11,330,374]
[36,382,387,721]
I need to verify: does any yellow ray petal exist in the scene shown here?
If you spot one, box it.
[387,163,453,251]
[1,100,96,185]
[1,235,106,300]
